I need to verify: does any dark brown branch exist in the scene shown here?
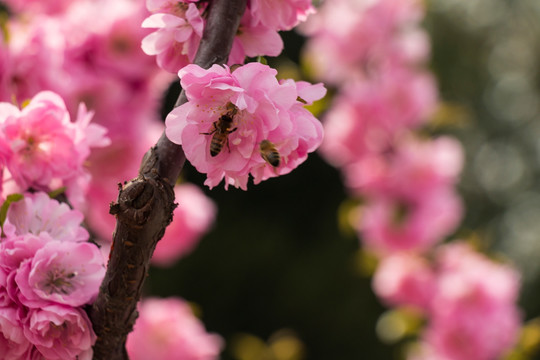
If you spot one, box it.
[90,1,247,359]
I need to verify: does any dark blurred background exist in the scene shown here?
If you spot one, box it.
[147,1,540,359]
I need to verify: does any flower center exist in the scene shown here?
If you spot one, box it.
[41,268,77,295]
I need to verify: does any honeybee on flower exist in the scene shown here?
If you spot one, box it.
[165,63,325,189]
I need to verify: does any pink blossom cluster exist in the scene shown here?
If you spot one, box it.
[348,136,463,254]
[0,192,105,359]
[302,0,522,358]
[375,244,521,360]
[0,0,197,246]
[300,0,429,87]
[165,62,325,189]
[126,297,223,360]
[304,0,455,253]
[141,0,314,73]
[0,91,110,208]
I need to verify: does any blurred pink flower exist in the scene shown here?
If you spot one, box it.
[141,2,205,73]
[248,0,315,31]
[126,297,223,360]
[0,91,110,205]
[351,137,463,254]
[228,10,284,65]
[15,241,105,308]
[1,0,73,15]
[419,243,521,360]
[165,63,324,189]
[300,0,428,86]
[0,306,32,360]
[373,252,435,310]
[24,305,95,360]
[359,189,462,254]
[346,136,463,197]
[319,68,437,168]
[152,183,217,267]
[0,16,67,105]
[5,192,89,242]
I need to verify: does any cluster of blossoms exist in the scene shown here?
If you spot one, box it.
[165,63,325,189]
[0,91,110,208]
[1,0,217,264]
[303,0,522,358]
[0,192,105,359]
[141,0,314,73]
[374,243,521,359]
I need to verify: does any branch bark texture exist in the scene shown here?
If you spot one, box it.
[90,1,247,359]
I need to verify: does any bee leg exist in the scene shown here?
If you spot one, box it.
[226,128,237,152]
[200,123,218,135]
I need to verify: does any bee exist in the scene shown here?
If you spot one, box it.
[259,139,281,168]
[201,103,238,157]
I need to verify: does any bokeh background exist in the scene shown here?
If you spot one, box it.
[145,1,540,359]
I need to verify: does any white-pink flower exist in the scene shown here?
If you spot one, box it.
[0,91,110,205]
[23,305,95,360]
[15,241,105,308]
[152,183,216,266]
[4,192,89,242]
[165,63,325,189]
[126,297,223,360]
[141,1,205,73]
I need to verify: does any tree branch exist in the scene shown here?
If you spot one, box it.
[90,1,247,359]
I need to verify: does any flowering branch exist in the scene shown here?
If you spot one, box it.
[89,1,247,359]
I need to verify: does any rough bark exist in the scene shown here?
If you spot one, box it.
[90,1,247,358]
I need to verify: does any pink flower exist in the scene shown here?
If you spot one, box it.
[152,183,217,267]
[228,10,284,65]
[248,0,315,31]
[0,306,32,360]
[0,234,49,272]
[141,2,205,73]
[24,305,95,360]
[0,16,67,104]
[359,189,462,254]
[0,91,110,205]
[15,241,105,308]
[5,192,89,242]
[351,137,463,254]
[300,0,428,86]
[319,67,437,168]
[165,63,325,189]
[419,243,521,360]
[373,252,435,310]
[126,297,223,360]
[346,136,463,197]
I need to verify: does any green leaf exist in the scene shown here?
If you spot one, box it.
[48,186,66,199]
[0,193,24,238]
[256,56,268,65]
